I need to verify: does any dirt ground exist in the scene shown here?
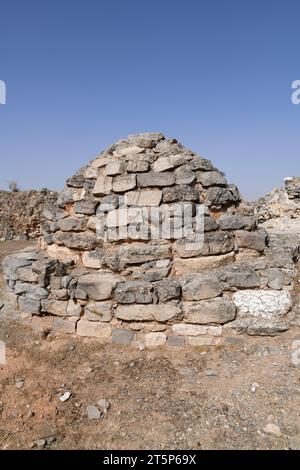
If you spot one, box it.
[0,241,300,450]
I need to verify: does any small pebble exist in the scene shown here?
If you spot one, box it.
[59,392,71,402]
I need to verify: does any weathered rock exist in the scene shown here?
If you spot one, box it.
[181,275,222,300]
[115,304,180,322]
[105,160,124,176]
[235,230,267,252]
[93,175,113,196]
[218,267,261,289]
[58,217,87,232]
[162,185,199,203]
[114,281,153,304]
[206,185,240,207]
[154,279,181,302]
[232,290,292,318]
[77,320,111,339]
[112,328,134,345]
[196,170,226,187]
[218,214,256,231]
[46,244,80,263]
[41,299,68,316]
[284,176,300,199]
[77,273,120,300]
[125,189,162,206]
[14,282,48,299]
[18,295,41,314]
[86,405,101,420]
[137,172,175,187]
[112,174,136,193]
[74,200,98,215]
[171,324,207,336]
[84,301,112,322]
[166,336,185,347]
[53,317,76,334]
[145,332,166,347]
[82,250,104,269]
[173,231,234,258]
[126,160,149,173]
[2,251,39,281]
[53,231,98,251]
[182,299,236,324]
[173,252,235,275]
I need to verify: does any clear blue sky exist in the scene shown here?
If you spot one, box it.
[0,0,299,200]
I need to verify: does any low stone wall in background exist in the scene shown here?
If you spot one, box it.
[0,190,58,241]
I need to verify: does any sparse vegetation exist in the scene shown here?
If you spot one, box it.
[7,180,20,193]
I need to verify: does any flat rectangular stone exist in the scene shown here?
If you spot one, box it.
[115,304,180,322]
[112,328,134,345]
[171,324,207,336]
[41,299,68,316]
[53,318,76,334]
[125,189,162,206]
[76,320,112,339]
[137,172,175,187]
[166,336,185,347]
[182,299,236,324]
[173,252,235,275]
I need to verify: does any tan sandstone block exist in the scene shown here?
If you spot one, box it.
[173,252,235,275]
[76,319,112,340]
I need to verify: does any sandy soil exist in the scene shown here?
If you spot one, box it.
[0,241,300,450]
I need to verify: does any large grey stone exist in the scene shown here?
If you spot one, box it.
[206,185,240,207]
[137,172,175,187]
[173,231,234,258]
[84,301,112,322]
[53,231,98,251]
[196,170,226,187]
[41,299,68,316]
[114,281,153,304]
[162,185,199,203]
[58,217,87,232]
[181,275,222,301]
[218,214,256,231]
[74,200,98,215]
[18,295,41,314]
[112,328,134,345]
[77,273,120,300]
[112,174,136,193]
[2,251,39,281]
[14,282,49,299]
[154,279,181,302]
[235,230,266,252]
[115,304,180,322]
[218,267,261,289]
[182,298,236,324]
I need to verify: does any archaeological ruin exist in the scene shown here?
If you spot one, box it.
[2,133,300,348]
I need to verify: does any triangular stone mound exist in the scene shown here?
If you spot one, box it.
[2,133,299,344]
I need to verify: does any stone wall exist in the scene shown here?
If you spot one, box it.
[2,134,299,348]
[0,190,58,241]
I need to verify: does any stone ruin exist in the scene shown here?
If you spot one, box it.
[2,133,300,348]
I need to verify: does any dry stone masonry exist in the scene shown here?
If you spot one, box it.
[2,133,300,347]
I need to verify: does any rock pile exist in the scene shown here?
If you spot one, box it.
[0,190,58,241]
[2,134,299,347]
